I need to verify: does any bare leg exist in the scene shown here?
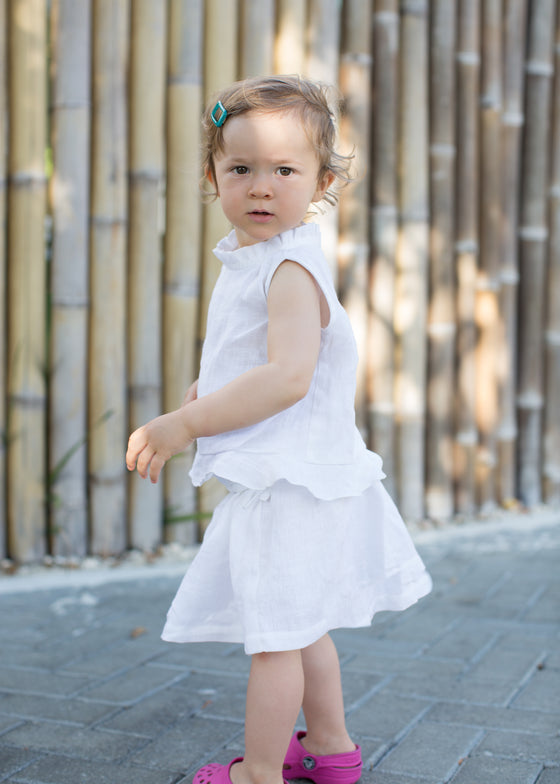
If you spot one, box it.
[231,650,304,784]
[300,634,356,755]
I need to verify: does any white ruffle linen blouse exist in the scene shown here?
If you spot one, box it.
[190,222,384,499]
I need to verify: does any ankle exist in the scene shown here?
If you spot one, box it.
[301,731,357,756]
[230,759,285,784]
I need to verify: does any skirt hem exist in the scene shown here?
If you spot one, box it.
[161,571,432,655]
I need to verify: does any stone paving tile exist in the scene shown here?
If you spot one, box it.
[98,682,203,736]
[466,638,546,684]
[59,637,168,678]
[524,584,560,625]
[360,774,438,784]
[2,722,149,763]
[0,747,42,782]
[0,691,115,725]
[536,769,560,784]
[0,667,91,698]
[130,714,243,772]
[422,619,498,662]
[7,754,183,784]
[546,648,560,668]
[512,667,560,713]
[0,715,24,735]
[425,701,560,735]
[157,642,252,675]
[75,663,189,705]
[0,641,82,672]
[376,721,482,781]
[433,560,512,605]
[477,729,560,766]
[345,654,465,680]
[384,669,519,706]
[0,617,48,642]
[173,671,248,722]
[340,670,385,707]
[43,628,136,660]
[345,690,432,741]
[365,605,461,653]
[448,754,543,784]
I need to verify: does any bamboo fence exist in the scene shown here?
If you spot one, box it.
[49,0,91,557]
[500,0,527,504]
[427,0,456,520]
[518,0,556,506]
[454,0,480,514]
[545,7,560,503]
[369,0,398,501]
[7,0,48,563]
[163,0,204,541]
[0,0,7,559]
[2,0,560,563]
[88,0,129,555]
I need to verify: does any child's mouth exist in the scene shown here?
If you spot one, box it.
[249,210,274,223]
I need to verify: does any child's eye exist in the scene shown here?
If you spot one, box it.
[233,166,249,175]
[276,166,293,176]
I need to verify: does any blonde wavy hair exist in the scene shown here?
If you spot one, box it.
[201,74,353,206]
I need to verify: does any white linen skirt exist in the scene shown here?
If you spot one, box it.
[161,479,432,655]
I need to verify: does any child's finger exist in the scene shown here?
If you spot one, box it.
[135,446,156,480]
[149,453,166,484]
[126,428,148,471]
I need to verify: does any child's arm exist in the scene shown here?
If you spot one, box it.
[182,378,198,406]
[126,261,322,483]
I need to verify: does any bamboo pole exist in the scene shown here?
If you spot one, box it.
[499,0,528,503]
[369,0,398,500]
[307,0,341,85]
[49,0,91,557]
[454,0,480,515]
[307,0,341,279]
[544,4,560,503]
[394,0,429,520]
[517,0,555,507]
[475,0,502,511]
[275,0,307,74]
[0,0,7,557]
[89,0,129,555]
[7,0,48,562]
[201,0,238,340]
[240,0,275,78]
[163,0,204,545]
[127,0,166,552]
[198,0,239,530]
[338,0,373,439]
[426,0,456,520]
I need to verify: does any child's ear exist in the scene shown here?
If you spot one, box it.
[205,165,219,194]
[312,171,335,203]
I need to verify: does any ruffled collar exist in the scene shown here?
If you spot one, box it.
[213,223,320,270]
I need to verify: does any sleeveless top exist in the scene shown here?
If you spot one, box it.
[189,223,385,500]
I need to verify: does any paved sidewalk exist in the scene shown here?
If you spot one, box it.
[1,510,559,784]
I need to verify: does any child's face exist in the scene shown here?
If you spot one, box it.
[209,110,333,247]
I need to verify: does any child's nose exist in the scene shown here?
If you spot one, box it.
[248,173,272,198]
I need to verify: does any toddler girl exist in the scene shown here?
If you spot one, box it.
[126,75,432,784]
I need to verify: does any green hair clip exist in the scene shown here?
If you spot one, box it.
[211,101,228,127]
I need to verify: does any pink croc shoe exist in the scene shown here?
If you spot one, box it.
[194,758,290,784]
[283,732,362,784]
[193,758,244,784]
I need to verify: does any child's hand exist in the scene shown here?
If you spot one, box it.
[126,409,194,484]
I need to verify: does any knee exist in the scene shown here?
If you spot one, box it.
[251,649,301,665]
